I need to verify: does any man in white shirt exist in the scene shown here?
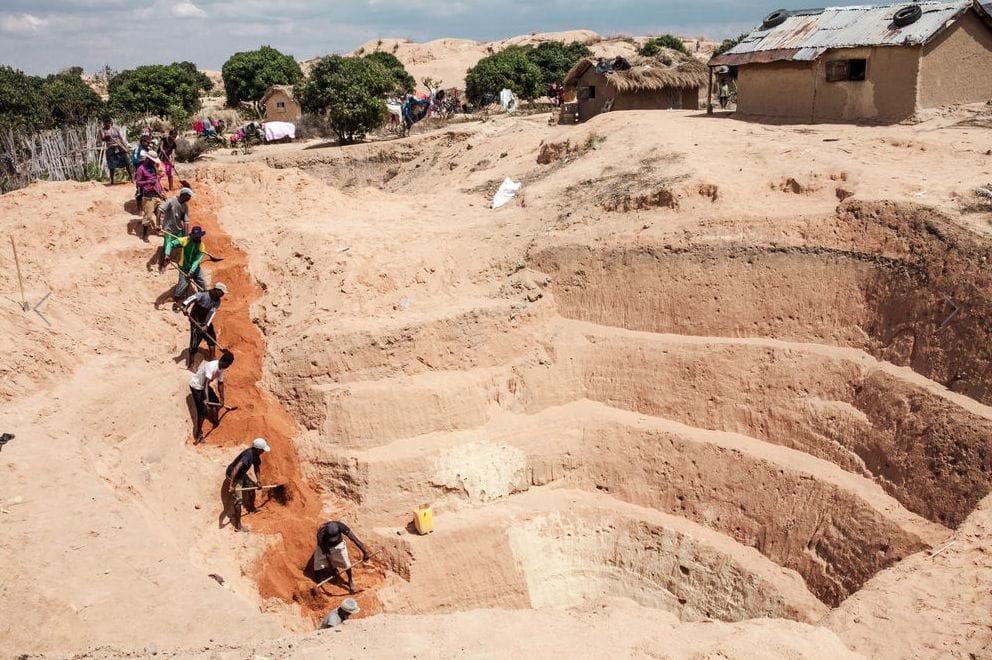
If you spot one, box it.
[189,350,234,444]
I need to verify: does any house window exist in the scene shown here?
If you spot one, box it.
[578,86,596,100]
[825,59,867,82]
[276,101,286,108]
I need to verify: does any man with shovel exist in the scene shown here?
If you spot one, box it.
[224,437,271,532]
[182,282,226,368]
[174,226,208,300]
[313,520,370,594]
[159,187,194,272]
[189,349,234,444]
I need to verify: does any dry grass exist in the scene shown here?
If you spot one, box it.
[563,154,689,212]
[564,50,707,92]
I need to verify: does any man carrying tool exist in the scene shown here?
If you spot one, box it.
[182,282,226,368]
[159,187,194,272]
[174,225,208,300]
[224,437,271,532]
[189,348,234,444]
[313,520,370,594]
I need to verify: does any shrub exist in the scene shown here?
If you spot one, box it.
[364,51,415,95]
[221,45,303,111]
[525,41,592,87]
[638,35,689,57]
[296,55,395,144]
[42,67,104,126]
[465,46,543,104]
[294,113,335,140]
[109,62,211,123]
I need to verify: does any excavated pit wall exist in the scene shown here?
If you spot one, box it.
[532,201,992,406]
[269,201,990,620]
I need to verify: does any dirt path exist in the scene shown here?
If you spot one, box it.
[189,182,385,621]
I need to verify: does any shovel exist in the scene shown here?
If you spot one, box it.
[312,551,381,592]
[206,401,239,411]
[235,483,289,504]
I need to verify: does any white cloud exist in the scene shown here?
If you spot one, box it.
[0,13,48,33]
[172,2,207,18]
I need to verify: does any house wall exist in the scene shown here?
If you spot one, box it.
[919,11,992,108]
[811,46,920,122]
[264,92,302,122]
[736,61,816,121]
[573,69,611,121]
[736,46,919,123]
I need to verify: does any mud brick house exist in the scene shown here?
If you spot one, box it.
[261,85,302,122]
[561,52,707,123]
[708,0,992,123]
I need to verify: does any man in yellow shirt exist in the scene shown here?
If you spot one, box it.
[174,225,208,300]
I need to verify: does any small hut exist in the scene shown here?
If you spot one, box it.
[562,52,707,123]
[261,85,301,122]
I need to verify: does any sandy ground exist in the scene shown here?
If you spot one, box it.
[3,58,992,659]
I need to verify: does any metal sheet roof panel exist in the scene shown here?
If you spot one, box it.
[710,0,974,65]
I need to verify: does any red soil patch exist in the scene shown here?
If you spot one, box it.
[189,182,384,622]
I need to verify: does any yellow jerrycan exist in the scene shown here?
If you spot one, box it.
[413,504,433,535]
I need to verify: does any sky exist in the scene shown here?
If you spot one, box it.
[0,0,795,75]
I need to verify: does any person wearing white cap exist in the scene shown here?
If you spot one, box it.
[182,281,227,368]
[319,597,360,629]
[159,186,195,272]
[224,437,271,532]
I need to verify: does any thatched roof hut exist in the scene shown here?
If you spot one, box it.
[561,50,707,122]
[261,85,301,122]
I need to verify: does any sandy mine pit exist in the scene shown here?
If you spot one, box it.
[2,105,992,658]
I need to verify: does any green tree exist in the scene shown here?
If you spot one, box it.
[221,45,303,110]
[108,62,211,122]
[713,34,747,57]
[0,66,49,129]
[525,41,592,88]
[638,35,690,57]
[464,46,542,104]
[296,55,395,144]
[42,67,103,126]
[364,51,415,95]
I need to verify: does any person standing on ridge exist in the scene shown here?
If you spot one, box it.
[182,282,226,368]
[224,437,271,532]
[188,349,233,444]
[134,151,165,242]
[159,128,178,191]
[312,520,370,594]
[100,115,131,184]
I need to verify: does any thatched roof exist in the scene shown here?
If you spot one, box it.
[260,85,296,104]
[564,50,708,92]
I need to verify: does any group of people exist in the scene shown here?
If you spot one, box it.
[106,120,371,627]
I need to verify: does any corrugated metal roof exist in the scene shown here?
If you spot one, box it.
[711,0,974,65]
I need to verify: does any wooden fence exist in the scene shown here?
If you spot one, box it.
[0,121,108,193]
